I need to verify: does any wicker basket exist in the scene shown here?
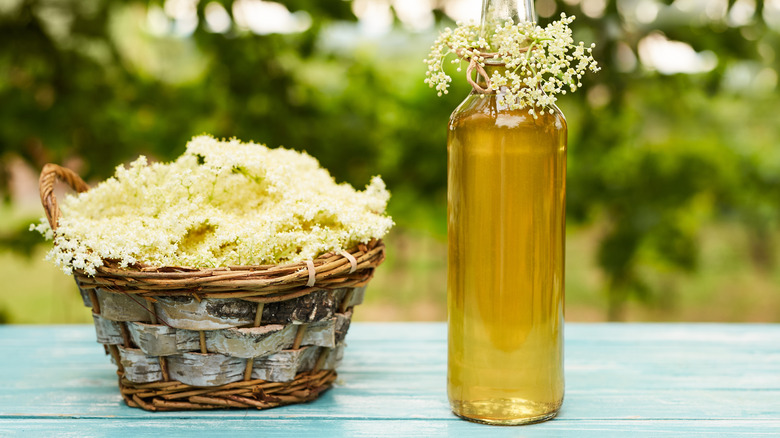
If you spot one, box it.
[39,164,385,411]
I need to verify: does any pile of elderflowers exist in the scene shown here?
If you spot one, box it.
[31,135,393,275]
[424,13,599,116]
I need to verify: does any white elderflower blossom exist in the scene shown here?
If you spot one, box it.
[424,13,600,117]
[33,135,394,275]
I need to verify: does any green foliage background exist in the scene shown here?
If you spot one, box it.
[1,0,778,321]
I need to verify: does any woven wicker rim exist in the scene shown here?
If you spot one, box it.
[38,163,386,301]
[119,369,337,411]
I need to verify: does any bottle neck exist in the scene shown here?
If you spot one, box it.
[480,0,537,41]
[473,65,531,98]
[475,65,506,90]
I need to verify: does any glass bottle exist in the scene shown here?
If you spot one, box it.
[446,0,566,426]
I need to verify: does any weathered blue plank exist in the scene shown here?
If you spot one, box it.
[0,419,779,437]
[0,323,778,436]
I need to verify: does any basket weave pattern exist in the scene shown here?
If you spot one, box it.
[39,164,385,411]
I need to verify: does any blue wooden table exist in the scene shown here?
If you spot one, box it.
[0,323,778,436]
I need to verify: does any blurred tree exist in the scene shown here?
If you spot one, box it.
[553,0,780,319]
[1,0,778,319]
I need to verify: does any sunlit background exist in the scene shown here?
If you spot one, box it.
[1,0,779,323]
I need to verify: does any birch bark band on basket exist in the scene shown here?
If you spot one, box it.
[39,163,385,411]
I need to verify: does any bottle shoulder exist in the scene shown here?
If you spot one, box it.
[449,93,567,133]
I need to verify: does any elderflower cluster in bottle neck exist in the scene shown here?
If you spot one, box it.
[424,13,600,117]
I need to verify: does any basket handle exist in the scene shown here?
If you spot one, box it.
[39,163,90,231]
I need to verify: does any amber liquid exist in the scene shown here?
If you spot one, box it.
[447,91,567,425]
